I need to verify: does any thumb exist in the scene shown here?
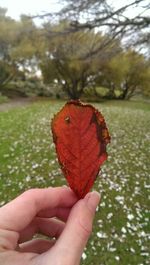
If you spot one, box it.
[54,191,100,265]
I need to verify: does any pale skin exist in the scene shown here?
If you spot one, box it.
[0,187,100,265]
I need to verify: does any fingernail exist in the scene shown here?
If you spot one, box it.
[85,191,100,213]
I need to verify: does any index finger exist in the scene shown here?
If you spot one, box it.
[0,187,77,231]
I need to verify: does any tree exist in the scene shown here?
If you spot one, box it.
[59,0,150,46]
[96,49,150,99]
[32,1,150,61]
[10,15,40,76]
[0,62,14,89]
[39,21,121,99]
[0,9,40,95]
[0,8,19,91]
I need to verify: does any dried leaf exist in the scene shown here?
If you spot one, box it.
[51,100,110,198]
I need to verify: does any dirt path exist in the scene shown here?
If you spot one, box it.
[0,98,33,112]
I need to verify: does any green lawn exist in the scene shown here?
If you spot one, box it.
[0,99,149,265]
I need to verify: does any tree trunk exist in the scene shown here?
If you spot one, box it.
[119,81,130,99]
[108,82,116,99]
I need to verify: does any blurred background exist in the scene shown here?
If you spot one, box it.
[0,1,149,264]
[0,0,150,101]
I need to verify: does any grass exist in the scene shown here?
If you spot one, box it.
[0,99,149,265]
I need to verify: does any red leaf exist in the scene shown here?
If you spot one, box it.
[51,100,110,198]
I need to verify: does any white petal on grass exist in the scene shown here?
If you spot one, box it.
[96,205,99,212]
[127,214,134,220]
[32,163,39,169]
[0,201,5,206]
[138,231,146,237]
[130,247,135,253]
[115,195,124,204]
[140,252,149,256]
[100,202,105,207]
[115,256,120,261]
[82,252,87,260]
[121,227,127,234]
[97,232,108,239]
[26,176,31,182]
[109,247,116,252]
[3,154,9,158]
[107,213,113,219]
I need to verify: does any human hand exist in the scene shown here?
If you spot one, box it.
[0,187,100,265]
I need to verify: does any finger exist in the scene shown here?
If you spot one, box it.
[19,217,65,243]
[38,206,72,221]
[0,187,77,231]
[19,238,56,254]
[50,192,100,264]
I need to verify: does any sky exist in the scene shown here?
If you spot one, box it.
[0,0,148,22]
[0,0,62,20]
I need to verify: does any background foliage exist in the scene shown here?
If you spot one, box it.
[0,5,149,100]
